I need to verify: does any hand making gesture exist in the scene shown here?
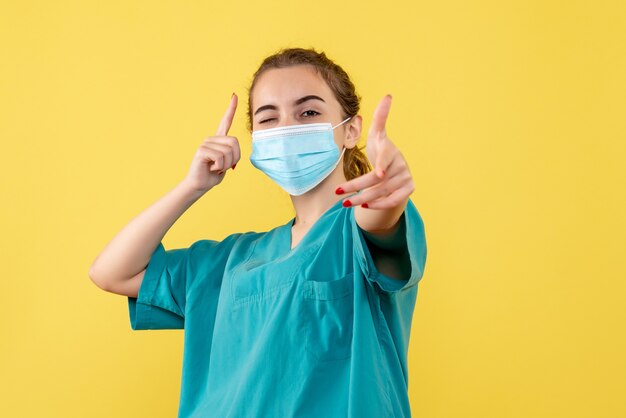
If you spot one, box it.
[184,94,241,194]
[335,94,415,210]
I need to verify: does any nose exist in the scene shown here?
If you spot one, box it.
[274,114,300,128]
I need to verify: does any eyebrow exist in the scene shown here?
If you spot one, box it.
[253,95,326,116]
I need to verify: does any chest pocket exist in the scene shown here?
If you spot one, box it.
[230,244,320,308]
[302,272,355,362]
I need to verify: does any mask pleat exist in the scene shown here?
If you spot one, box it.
[249,121,347,195]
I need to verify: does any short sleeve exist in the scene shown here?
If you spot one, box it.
[127,234,240,330]
[351,197,427,293]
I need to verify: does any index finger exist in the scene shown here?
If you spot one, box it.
[216,93,238,136]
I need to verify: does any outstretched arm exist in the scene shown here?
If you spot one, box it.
[334,94,416,281]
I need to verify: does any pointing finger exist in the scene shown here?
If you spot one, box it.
[368,94,392,139]
[375,141,397,179]
[216,93,238,136]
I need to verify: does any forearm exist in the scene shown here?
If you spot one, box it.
[354,196,409,251]
[359,211,407,252]
[355,199,411,280]
[359,210,412,280]
[89,179,205,289]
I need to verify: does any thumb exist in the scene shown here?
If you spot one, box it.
[368,94,392,139]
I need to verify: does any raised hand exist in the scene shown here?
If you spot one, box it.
[335,94,415,209]
[183,93,241,193]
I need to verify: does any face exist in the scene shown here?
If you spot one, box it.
[250,64,361,150]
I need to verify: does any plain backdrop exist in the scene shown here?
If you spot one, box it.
[1,1,624,417]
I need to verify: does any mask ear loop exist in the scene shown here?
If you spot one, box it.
[334,116,352,165]
[334,116,352,163]
[331,145,347,178]
[332,116,353,129]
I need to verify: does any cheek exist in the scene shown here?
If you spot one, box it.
[333,131,346,147]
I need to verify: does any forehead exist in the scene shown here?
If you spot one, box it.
[252,65,334,108]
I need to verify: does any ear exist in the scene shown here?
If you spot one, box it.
[344,114,363,149]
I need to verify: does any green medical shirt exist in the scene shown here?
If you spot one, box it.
[128,197,427,417]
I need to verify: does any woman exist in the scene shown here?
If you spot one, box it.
[89,47,427,418]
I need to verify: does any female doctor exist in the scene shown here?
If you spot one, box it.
[89,47,427,418]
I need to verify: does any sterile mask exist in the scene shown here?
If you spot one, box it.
[249,116,352,196]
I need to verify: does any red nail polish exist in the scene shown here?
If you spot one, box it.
[342,199,352,207]
[232,163,237,170]
[361,203,369,208]
[335,187,345,195]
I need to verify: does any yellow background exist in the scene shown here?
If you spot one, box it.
[1,0,624,417]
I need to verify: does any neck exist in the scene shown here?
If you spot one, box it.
[289,164,347,228]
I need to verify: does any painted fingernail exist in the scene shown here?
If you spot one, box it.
[232,163,237,170]
[342,199,352,208]
[335,187,345,195]
[361,203,369,208]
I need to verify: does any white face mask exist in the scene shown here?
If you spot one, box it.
[249,117,352,195]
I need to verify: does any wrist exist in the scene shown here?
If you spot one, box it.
[178,178,209,202]
[359,213,407,252]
